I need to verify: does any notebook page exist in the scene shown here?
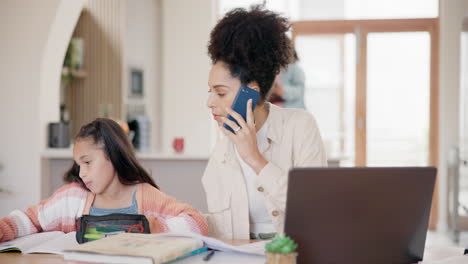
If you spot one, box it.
[25,231,78,254]
[0,231,64,253]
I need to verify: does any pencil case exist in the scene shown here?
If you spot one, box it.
[76,214,150,244]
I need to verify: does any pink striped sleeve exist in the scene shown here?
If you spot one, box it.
[139,184,208,235]
[0,183,86,242]
[0,205,41,242]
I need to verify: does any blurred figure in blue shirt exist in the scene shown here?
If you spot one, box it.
[271,50,306,109]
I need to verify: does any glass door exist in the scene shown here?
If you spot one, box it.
[366,32,431,166]
[295,34,356,166]
[292,19,438,168]
[293,19,439,228]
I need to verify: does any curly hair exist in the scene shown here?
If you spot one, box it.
[207,5,293,99]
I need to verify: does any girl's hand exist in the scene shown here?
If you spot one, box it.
[221,99,267,174]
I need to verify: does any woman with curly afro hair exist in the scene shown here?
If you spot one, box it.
[202,5,327,240]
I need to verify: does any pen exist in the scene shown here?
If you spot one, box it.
[203,249,216,261]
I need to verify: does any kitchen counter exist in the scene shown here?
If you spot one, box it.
[41,148,209,160]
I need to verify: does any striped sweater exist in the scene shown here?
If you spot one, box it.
[0,182,208,242]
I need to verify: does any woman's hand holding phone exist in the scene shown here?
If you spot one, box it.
[221,99,267,174]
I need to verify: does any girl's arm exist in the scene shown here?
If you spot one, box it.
[0,205,42,242]
[140,185,208,235]
[0,183,87,242]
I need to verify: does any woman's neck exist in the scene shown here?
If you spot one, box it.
[253,102,269,132]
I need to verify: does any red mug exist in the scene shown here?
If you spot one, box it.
[172,137,184,153]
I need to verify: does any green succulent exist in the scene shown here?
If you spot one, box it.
[265,234,298,254]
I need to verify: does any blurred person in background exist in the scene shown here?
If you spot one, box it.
[271,49,306,109]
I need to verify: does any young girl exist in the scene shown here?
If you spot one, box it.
[203,5,327,239]
[0,118,208,242]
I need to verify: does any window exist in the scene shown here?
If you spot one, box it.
[218,0,438,20]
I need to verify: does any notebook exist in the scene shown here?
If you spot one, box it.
[0,231,78,254]
[64,233,206,264]
[64,232,267,264]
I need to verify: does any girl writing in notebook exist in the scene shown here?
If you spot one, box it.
[203,5,327,240]
[0,118,208,242]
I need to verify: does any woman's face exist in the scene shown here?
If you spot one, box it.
[207,61,242,126]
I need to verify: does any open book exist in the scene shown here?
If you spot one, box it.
[0,231,78,254]
[64,232,267,264]
[156,232,267,255]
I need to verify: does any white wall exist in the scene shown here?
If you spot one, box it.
[0,0,84,217]
[438,0,468,231]
[161,0,216,155]
[125,0,162,152]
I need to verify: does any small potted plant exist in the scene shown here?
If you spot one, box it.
[265,235,298,264]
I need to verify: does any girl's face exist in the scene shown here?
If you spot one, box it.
[207,61,242,126]
[73,138,117,195]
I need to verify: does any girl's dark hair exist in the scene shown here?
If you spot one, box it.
[64,118,158,189]
[207,5,293,99]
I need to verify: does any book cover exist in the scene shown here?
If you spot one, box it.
[64,233,205,264]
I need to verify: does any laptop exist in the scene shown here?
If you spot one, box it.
[284,167,436,264]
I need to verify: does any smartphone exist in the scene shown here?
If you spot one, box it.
[223,86,260,134]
